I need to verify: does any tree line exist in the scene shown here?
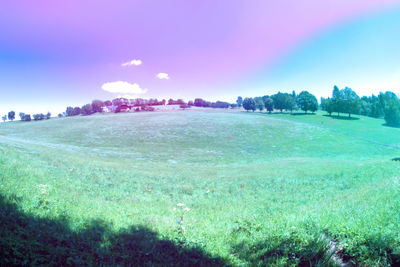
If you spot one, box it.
[239,90,318,114]
[3,86,400,127]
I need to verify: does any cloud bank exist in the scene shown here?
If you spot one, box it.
[156,72,170,80]
[121,59,142,66]
[102,81,148,95]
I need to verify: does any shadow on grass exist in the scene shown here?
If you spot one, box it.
[290,112,317,116]
[0,195,230,266]
[382,123,400,129]
[322,115,360,121]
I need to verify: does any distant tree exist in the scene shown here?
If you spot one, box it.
[21,114,31,121]
[384,97,400,127]
[168,99,175,105]
[91,100,105,113]
[341,87,360,117]
[72,107,81,116]
[263,97,274,113]
[321,98,334,116]
[66,106,74,117]
[33,113,45,121]
[236,96,243,107]
[360,99,372,116]
[81,104,94,115]
[285,94,297,113]
[161,99,166,105]
[176,99,185,105]
[8,111,15,121]
[19,112,25,120]
[104,100,112,106]
[271,92,286,112]
[332,85,342,116]
[46,112,51,119]
[254,97,265,112]
[194,98,206,107]
[58,113,63,118]
[230,103,238,108]
[2,115,6,122]
[243,97,256,112]
[180,103,190,109]
[296,91,318,113]
[188,100,194,106]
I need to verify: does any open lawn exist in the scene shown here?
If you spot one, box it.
[0,110,399,266]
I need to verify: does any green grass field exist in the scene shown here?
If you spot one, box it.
[1,110,400,266]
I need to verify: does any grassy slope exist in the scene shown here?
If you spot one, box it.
[0,110,399,266]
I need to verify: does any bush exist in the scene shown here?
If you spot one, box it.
[21,114,31,121]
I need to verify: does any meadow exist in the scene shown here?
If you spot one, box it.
[0,110,399,266]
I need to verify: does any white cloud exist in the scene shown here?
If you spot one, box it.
[101,81,148,95]
[121,59,142,67]
[156,72,170,80]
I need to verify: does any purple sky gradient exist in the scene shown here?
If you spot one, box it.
[1,0,399,115]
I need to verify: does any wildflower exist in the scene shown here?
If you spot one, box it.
[206,189,210,193]
[173,207,177,211]
[184,208,190,212]
[177,203,184,207]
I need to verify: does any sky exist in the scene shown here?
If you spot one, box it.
[1,0,400,116]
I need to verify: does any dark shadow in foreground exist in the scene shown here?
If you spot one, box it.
[382,123,400,129]
[290,112,317,116]
[0,195,230,266]
[322,115,360,121]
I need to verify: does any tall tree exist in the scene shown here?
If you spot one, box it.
[19,112,25,120]
[384,97,400,127]
[236,96,243,107]
[243,97,256,112]
[341,87,360,117]
[81,104,94,115]
[66,107,74,117]
[8,111,15,121]
[263,97,274,113]
[2,115,6,122]
[254,97,265,112]
[332,85,342,116]
[92,100,105,113]
[296,91,318,113]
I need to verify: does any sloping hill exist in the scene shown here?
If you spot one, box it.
[1,111,399,266]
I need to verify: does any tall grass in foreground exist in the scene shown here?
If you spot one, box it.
[0,111,399,266]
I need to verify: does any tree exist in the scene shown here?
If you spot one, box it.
[46,112,51,119]
[92,100,105,113]
[72,107,81,116]
[321,98,334,116]
[271,92,286,112]
[81,104,94,115]
[8,111,15,121]
[285,94,297,113]
[19,112,25,120]
[58,113,64,118]
[236,96,243,107]
[296,91,318,113]
[384,98,400,127]
[254,97,265,112]
[33,113,45,121]
[263,97,274,113]
[332,85,342,116]
[21,114,31,121]
[66,107,74,117]
[179,103,190,109]
[341,87,360,117]
[2,115,6,122]
[243,97,256,112]
[360,99,372,116]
